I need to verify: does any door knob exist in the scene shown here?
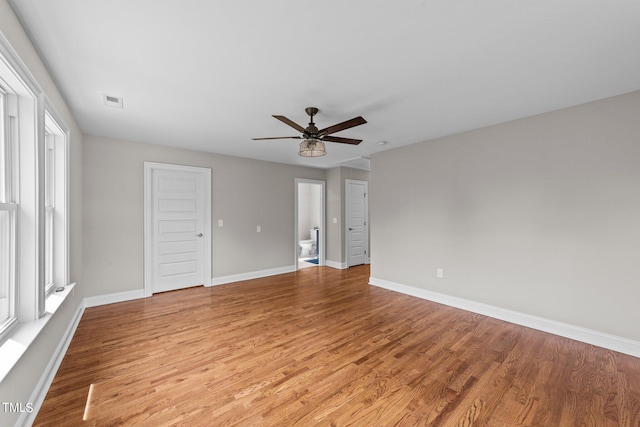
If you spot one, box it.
[195,233,203,237]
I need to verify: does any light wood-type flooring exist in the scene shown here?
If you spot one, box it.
[35,265,640,426]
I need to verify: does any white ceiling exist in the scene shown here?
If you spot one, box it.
[9,0,640,170]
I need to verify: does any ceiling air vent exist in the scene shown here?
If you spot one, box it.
[103,94,123,109]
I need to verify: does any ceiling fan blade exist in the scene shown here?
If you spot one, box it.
[252,136,302,140]
[318,116,367,136]
[273,115,306,133]
[322,135,363,145]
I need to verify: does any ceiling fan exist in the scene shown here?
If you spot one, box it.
[252,107,367,157]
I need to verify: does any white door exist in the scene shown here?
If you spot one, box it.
[144,163,211,295]
[346,179,368,267]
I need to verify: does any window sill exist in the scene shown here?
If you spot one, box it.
[0,283,75,383]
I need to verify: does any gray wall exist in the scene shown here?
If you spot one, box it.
[370,90,640,342]
[325,167,343,264]
[0,1,84,424]
[83,134,326,296]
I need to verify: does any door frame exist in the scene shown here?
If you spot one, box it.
[144,162,212,297]
[294,178,326,270]
[345,179,369,267]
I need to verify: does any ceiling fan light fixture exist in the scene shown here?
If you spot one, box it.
[298,139,326,157]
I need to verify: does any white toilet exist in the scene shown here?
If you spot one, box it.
[299,228,318,257]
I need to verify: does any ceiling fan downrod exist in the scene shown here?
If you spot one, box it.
[305,107,319,136]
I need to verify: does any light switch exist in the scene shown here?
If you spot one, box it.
[333,217,338,224]
[218,219,223,227]
[257,225,261,233]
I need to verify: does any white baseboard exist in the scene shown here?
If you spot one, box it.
[369,276,640,359]
[325,260,371,269]
[84,267,303,306]
[325,260,347,269]
[83,289,147,308]
[210,265,296,286]
[19,300,86,427]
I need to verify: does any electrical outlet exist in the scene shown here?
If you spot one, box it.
[218,219,223,227]
[257,225,261,233]
[436,268,444,279]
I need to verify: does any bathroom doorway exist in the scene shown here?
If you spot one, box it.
[295,179,325,270]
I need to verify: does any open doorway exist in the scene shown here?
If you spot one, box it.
[295,179,325,270]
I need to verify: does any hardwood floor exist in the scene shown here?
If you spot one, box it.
[36,265,640,426]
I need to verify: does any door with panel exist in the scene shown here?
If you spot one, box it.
[346,179,368,267]
[145,163,211,294]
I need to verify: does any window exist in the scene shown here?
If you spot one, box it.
[43,108,69,301]
[0,33,69,348]
[0,203,16,337]
[44,130,54,296]
[0,86,19,343]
